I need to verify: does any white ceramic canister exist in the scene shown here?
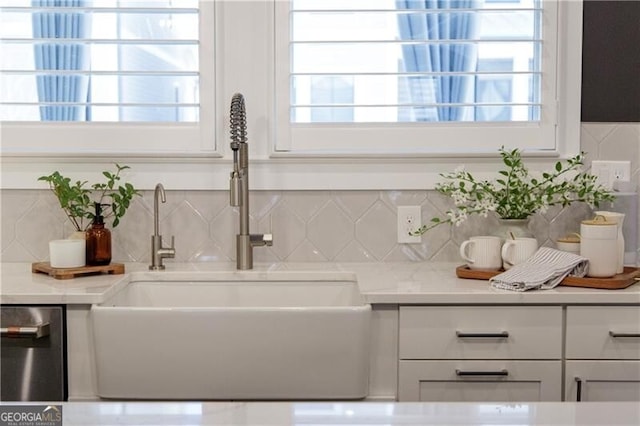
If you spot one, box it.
[595,211,625,274]
[49,238,86,268]
[555,234,581,255]
[580,216,618,278]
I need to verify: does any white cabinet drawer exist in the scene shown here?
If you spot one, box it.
[398,360,562,401]
[566,306,640,360]
[399,306,562,360]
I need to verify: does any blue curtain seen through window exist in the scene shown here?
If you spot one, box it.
[32,0,90,121]
[396,0,480,121]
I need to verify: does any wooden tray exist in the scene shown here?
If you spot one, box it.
[455,265,640,290]
[32,262,125,280]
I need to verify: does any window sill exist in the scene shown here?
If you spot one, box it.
[1,151,570,191]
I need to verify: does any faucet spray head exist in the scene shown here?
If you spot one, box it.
[229,93,247,145]
[229,93,246,208]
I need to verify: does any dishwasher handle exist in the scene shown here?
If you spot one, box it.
[1,322,50,339]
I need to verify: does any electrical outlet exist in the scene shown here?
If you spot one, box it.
[611,162,632,181]
[397,206,422,244]
[591,161,631,190]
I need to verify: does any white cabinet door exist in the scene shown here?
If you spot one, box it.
[398,360,562,402]
[565,361,640,401]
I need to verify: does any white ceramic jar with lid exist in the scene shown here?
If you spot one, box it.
[555,233,581,255]
[595,210,625,273]
[580,215,618,278]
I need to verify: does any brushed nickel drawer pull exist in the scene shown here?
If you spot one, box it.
[609,331,640,338]
[455,369,509,377]
[1,322,50,339]
[456,331,509,338]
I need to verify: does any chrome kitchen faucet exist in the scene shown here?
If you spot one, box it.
[229,93,273,270]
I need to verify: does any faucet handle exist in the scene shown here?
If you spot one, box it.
[262,215,273,246]
[160,236,176,260]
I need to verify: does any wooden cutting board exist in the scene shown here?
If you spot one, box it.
[32,262,125,280]
[455,265,640,290]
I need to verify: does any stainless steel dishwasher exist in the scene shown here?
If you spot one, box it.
[1,305,67,401]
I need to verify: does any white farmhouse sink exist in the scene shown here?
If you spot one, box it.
[91,270,371,400]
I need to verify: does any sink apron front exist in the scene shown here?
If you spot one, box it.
[91,276,371,400]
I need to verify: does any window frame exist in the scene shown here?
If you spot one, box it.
[0,1,217,156]
[1,0,583,191]
[274,0,564,155]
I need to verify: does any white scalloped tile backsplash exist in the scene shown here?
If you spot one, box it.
[2,123,638,264]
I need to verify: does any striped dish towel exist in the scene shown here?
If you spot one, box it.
[490,247,588,292]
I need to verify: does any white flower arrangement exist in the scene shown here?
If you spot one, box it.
[413,147,615,235]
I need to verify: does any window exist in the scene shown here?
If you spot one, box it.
[475,59,514,121]
[0,0,583,190]
[308,76,354,123]
[0,0,215,154]
[275,0,578,155]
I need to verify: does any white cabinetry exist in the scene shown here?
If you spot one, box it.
[399,360,561,402]
[398,306,563,402]
[565,306,640,401]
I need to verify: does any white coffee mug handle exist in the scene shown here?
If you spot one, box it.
[459,240,475,263]
[501,241,515,266]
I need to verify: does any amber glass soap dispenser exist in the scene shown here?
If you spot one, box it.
[86,202,112,266]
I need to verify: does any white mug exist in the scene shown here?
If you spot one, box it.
[459,236,503,271]
[501,237,538,270]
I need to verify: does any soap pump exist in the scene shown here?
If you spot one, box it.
[86,202,112,266]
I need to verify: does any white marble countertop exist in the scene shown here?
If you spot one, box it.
[2,261,640,305]
[3,401,639,425]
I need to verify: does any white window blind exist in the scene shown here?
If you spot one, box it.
[0,0,215,155]
[0,0,583,190]
[275,0,562,155]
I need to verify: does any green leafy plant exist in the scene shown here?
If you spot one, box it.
[39,164,141,232]
[413,147,615,235]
